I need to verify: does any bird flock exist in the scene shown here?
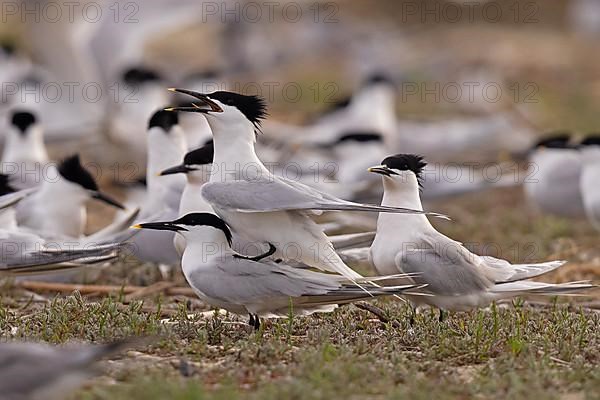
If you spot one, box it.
[0,69,598,396]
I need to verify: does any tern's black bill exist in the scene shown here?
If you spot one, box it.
[159,164,195,176]
[132,222,187,232]
[367,166,397,177]
[167,88,223,113]
[92,192,125,209]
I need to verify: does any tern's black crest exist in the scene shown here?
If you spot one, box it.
[122,67,162,85]
[58,155,98,191]
[0,174,16,196]
[580,135,600,147]
[208,91,268,126]
[148,110,178,131]
[174,213,232,246]
[336,131,383,144]
[11,111,36,134]
[534,133,572,149]
[382,154,427,183]
[184,142,214,166]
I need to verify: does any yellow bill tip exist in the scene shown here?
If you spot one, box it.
[130,224,142,229]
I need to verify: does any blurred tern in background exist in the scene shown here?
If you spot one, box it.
[16,155,124,238]
[108,67,171,160]
[368,154,594,315]
[126,110,187,269]
[168,89,446,283]
[1,110,49,189]
[0,339,138,400]
[579,135,600,230]
[263,74,397,146]
[0,178,128,276]
[134,212,420,330]
[524,134,585,218]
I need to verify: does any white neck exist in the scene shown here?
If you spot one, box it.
[350,85,396,138]
[2,126,48,164]
[146,126,187,192]
[180,226,233,276]
[208,118,269,181]
[377,173,433,234]
[180,170,214,215]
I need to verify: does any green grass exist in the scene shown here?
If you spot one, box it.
[1,291,599,400]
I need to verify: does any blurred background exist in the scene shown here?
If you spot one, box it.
[0,0,599,286]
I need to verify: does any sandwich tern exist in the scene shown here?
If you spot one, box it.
[368,153,594,314]
[167,89,445,282]
[134,212,420,329]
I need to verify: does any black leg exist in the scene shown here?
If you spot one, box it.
[248,314,255,327]
[438,309,445,322]
[253,314,261,331]
[407,305,416,326]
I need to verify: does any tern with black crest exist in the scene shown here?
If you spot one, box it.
[134,212,420,330]
[368,153,595,315]
[16,154,124,238]
[167,89,446,283]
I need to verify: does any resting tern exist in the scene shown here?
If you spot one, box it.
[368,154,594,313]
[16,155,124,238]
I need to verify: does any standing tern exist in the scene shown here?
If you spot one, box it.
[167,89,446,282]
[134,212,420,330]
[368,154,595,313]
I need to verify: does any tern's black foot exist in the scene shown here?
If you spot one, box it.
[438,309,445,323]
[248,314,255,327]
[408,306,416,326]
[252,314,261,331]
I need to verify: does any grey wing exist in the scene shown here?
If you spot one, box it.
[399,235,494,296]
[0,231,123,274]
[201,178,443,216]
[188,258,342,305]
[0,189,36,211]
